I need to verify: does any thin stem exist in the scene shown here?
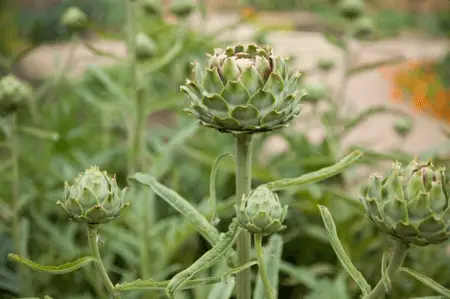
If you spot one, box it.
[235,134,253,299]
[364,242,409,299]
[87,225,121,299]
[140,189,154,278]
[10,115,30,296]
[125,0,143,174]
[254,234,275,299]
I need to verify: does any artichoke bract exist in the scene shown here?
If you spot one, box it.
[236,185,288,235]
[57,166,128,224]
[182,44,305,134]
[0,75,32,116]
[360,159,450,246]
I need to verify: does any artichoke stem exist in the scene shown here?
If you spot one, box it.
[87,225,121,299]
[364,241,409,299]
[254,234,275,299]
[235,134,253,299]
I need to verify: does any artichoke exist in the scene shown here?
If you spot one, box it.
[182,44,305,134]
[317,59,335,71]
[57,166,128,224]
[338,0,365,21]
[135,32,157,60]
[0,75,32,116]
[394,117,413,138]
[142,0,162,16]
[236,185,288,235]
[360,159,450,246]
[170,0,196,18]
[302,81,329,104]
[353,16,375,40]
[61,7,88,32]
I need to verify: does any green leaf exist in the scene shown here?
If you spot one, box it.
[381,249,392,293]
[265,151,363,191]
[401,267,450,298]
[85,65,128,103]
[254,234,284,299]
[166,221,241,298]
[209,153,234,223]
[129,173,221,246]
[207,276,235,299]
[7,254,95,275]
[409,297,446,299]
[318,206,371,296]
[117,277,222,291]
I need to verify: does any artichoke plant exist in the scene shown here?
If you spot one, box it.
[57,166,128,224]
[182,44,305,134]
[394,117,413,138]
[338,0,365,20]
[0,75,32,116]
[236,185,288,235]
[302,81,329,104]
[360,159,450,246]
[61,7,88,32]
[135,32,157,60]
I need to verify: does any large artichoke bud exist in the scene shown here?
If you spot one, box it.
[57,166,128,224]
[61,7,88,32]
[182,44,305,134]
[0,75,32,116]
[236,186,288,235]
[360,159,450,246]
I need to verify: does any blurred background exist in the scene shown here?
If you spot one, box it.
[0,0,449,298]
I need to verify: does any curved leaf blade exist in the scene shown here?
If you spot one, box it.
[265,151,363,191]
[129,173,221,246]
[401,267,450,298]
[8,254,95,275]
[318,206,371,296]
[209,152,234,223]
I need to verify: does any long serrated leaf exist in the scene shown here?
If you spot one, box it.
[254,234,283,299]
[381,249,392,293]
[209,152,234,223]
[346,56,405,76]
[129,173,220,246]
[318,206,371,296]
[265,151,362,191]
[409,297,445,299]
[7,254,95,275]
[166,221,241,299]
[401,267,450,298]
[279,261,319,289]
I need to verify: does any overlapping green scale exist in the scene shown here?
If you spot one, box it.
[57,166,129,224]
[236,185,288,235]
[182,44,305,134]
[360,159,450,246]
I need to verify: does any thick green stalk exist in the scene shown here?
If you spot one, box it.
[254,234,275,299]
[124,0,153,279]
[364,242,409,299]
[235,134,253,299]
[10,115,30,296]
[125,0,143,174]
[87,225,121,299]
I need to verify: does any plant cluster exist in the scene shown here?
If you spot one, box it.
[1,0,450,299]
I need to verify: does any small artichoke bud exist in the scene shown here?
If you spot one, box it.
[135,32,157,60]
[61,6,88,32]
[360,159,450,246]
[352,16,375,40]
[170,0,196,19]
[338,0,365,21]
[317,59,335,71]
[142,0,162,16]
[57,166,129,224]
[394,117,413,138]
[0,75,32,116]
[236,186,288,235]
[182,44,305,134]
[302,81,329,104]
